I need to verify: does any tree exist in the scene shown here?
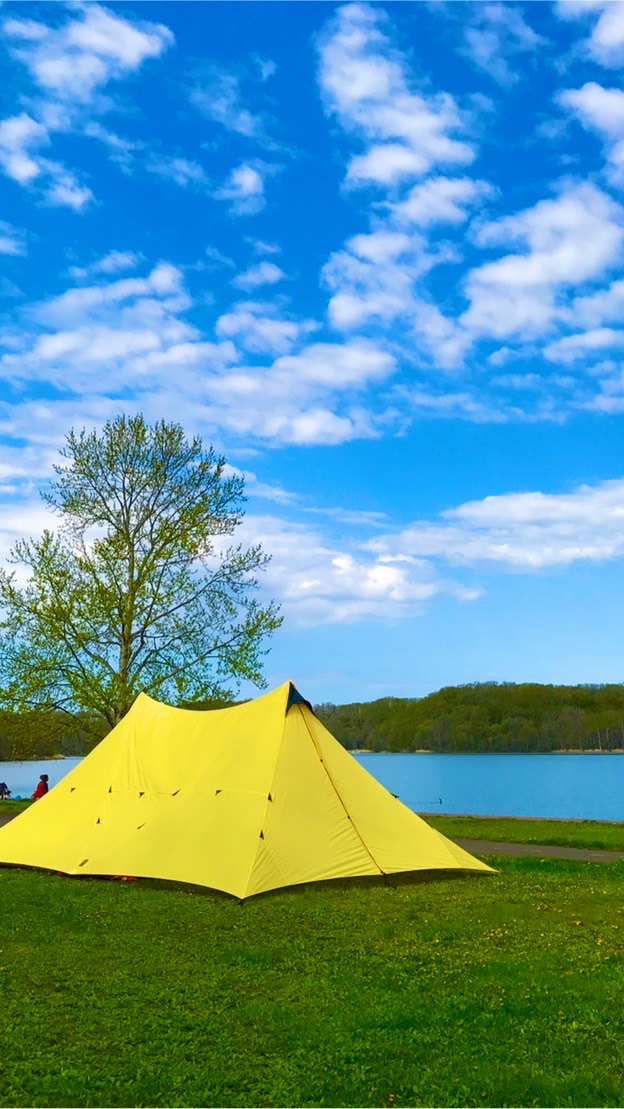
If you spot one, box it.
[0,415,282,733]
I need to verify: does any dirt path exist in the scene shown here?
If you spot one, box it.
[455,837,624,862]
[1,810,623,862]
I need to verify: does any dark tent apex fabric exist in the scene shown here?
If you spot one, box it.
[286,681,315,715]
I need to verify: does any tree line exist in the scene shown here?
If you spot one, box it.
[5,681,624,761]
[315,682,624,753]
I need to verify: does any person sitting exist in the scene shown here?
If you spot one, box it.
[31,774,49,800]
[0,782,10,800]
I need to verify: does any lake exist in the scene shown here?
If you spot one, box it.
[1,752,623,822]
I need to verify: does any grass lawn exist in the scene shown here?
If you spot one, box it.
[1,853,624,1108]
[426,814,624,852]
[0,800,32,815]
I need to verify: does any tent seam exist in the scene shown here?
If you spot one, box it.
[298,706,385,877]
[240,682,291,898]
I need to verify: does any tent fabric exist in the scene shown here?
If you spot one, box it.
[0,681,492,898]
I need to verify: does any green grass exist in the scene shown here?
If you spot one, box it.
[1,858,624,1108]
[0,799,32,815]
[425,814,624,852]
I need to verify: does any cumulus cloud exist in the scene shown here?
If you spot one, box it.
[3,5,173,102]
[0,4,173,205]
[68,251,142,280]
[544,326,624,363]
[559,82,624,183]
[317,2,474,188]
[461,3,544,87]
[216,302,317,355]
[571,278,624,327]
[146,156,208,189]
[190,65,270,140]
[388,176,493,227]
[0,255,402,450]
[215,162,269,215]
[0,221,26,256]
[462,182,624,339]
[556,0,624,66]
[323,228,451,331]
[241,513,476,625]
[0,110,93,208]
[367,478,624,569]
[232,262,286,291]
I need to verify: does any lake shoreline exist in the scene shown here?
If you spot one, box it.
[5,747,624,762]
[357,748,624,755]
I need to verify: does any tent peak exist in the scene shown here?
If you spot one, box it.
[286,682,315,715]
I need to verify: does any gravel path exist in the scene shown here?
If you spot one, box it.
[455,837,624,863]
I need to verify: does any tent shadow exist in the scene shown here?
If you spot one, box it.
[134,866,492,903]
[252,867,492,902]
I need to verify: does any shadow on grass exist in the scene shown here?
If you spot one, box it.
[0,860,493,903]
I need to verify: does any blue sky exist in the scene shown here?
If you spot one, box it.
[3,0,624,704]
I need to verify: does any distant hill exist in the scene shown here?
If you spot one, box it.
[3,682,624,760]
[315,682,624,753]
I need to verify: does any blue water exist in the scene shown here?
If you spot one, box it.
[0,758,82,799]
[354,752,624,822]
[1,752,623,821]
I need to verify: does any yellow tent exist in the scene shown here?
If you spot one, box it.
[0,681,491,897]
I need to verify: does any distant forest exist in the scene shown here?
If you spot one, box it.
[315,682,624,753]
[3,682,624,760]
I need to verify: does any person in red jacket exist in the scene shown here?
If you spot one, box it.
[31,774,49,800]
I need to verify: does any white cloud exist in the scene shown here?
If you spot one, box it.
[242,514,473,625]
[253,56,277,82]
[83,121,138,170]
[33,263,185,328]
[0,221,26,256]
[314,3,489,376]
[68,251,142,280]
[323,228,446,330]
[559,82,624,183]
[146,155,208,189]
[556,0,624,66]
[232,262,286,291]
[216,302,316,355]
[0,5,173,205]
[0,257,401,449]
[4,5,173,102]
[462,3,544,87]
[248,239,281,256]
[400,387,510,423]
[190,66,269,140]
[45,164,93,210]
[544,327,624,362]
[215,163,267,215]
[317,2,474,188]
[0,112,93,208]
[462,182,624,339]
[571,277,624,327]
[389,176,493,226]
[367,477,624,569]
[0,113,48,184]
